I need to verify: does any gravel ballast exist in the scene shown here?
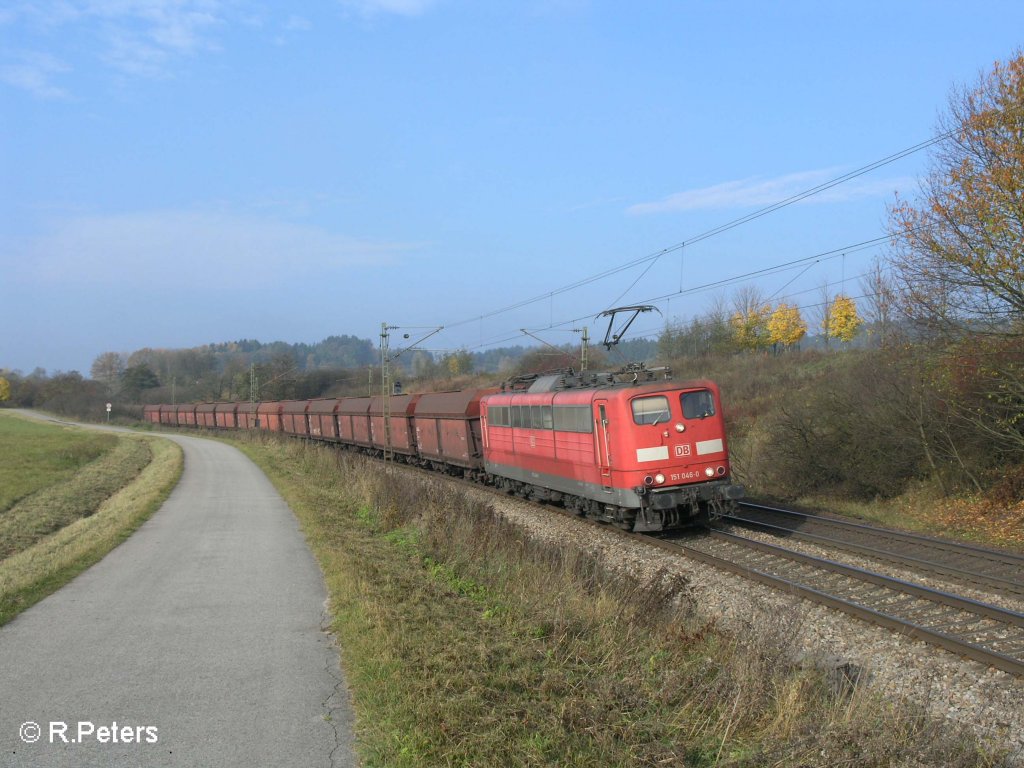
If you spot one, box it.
[433,474,1024,762]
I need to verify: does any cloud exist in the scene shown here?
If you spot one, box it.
[627,169,914,215]
[284,15,312,32]
[0,51,71,99]
[338,0,438,16]
[90,0,224,76]
[1,0,226,86]
[13,209,417,289]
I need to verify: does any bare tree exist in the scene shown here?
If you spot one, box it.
[90,351,125,391]
[860,258,899,347]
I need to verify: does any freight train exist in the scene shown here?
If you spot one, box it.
[144,364,744,531]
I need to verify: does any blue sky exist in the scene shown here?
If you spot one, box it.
[3,1,1023,375]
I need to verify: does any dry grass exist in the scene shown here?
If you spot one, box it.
[0,437,153,559]
[232,433,1006,768]
[792,484,1024,553]
[0,411,118,512]
[0,435,183,625]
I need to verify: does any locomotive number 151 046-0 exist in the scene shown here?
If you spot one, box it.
[670,471,701,482]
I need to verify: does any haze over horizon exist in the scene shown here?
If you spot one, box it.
[4,1,1024,375]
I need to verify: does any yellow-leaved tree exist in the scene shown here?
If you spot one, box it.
[729,286,771,352]
[766,303,807,348]
[730,305,771,351]
[0,376,10,403]
[827,295,863,343]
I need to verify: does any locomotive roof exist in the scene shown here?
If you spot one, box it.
[499,364,714,395]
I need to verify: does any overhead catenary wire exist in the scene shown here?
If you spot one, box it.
[462,233,889,352]
[440,131,951,335]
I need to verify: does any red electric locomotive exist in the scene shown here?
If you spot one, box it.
[481,364,743,531]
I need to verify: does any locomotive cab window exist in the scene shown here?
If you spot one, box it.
[681,390,715,419]
[631,395,671,425]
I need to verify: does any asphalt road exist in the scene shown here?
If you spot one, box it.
[0,417,356,767]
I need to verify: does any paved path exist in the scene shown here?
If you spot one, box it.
[0,418,356,767]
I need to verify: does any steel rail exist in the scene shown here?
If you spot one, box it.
[437,479,1024,677]
[729,502,1024,594]
[737,501,1024,564]
[720,514,1024,597]
[660,529,1024,677]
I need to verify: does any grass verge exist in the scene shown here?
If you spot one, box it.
[232,432,1003,768]
[0,412,119,512]
[0,436,154,559]
[0,432,183,626]
[793,487,1024,553]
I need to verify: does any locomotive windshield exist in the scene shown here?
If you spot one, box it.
[631,395,671,425]
[681,390,715,419]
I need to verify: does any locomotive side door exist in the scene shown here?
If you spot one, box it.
[595,400,613,492]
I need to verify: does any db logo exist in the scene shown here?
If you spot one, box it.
[674,445,691,457]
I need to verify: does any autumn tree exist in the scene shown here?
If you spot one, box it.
[658,295,734,359]
[0,376,10,403]
[766,303,807,349]
[827,295,863,344]
[729,286,771,352]
[888,52,1024,473]
[889,52,1024,335]
[120,364,160,398]
[443,350,474,377]
[90,352,125,390]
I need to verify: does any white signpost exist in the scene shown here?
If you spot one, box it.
[106,402,112,422]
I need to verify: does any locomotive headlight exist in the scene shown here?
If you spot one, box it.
[675,423,685,433]
[704,467,715,478]
[644,475,654,486]
[655,473,665,485]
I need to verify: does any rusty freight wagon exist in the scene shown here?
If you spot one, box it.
[177,404,197,427]
[143,405,161,425]
[281,400,312,437]
[412,389,497,470]
[256,401,284,432]
[368,393,421,456]
[337,397,372,447]
[196,402,218,429]
[236,402,259,429]
[214,402,238,429]
[307,399,341,440]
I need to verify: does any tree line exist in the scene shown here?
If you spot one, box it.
[655,52,1024,504]
[3,52,1021,506]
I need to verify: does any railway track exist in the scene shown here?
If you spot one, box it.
[654,529,1024,677]
[446,475,1024,677]
[323,452,1024,678]
[722,501,1024,597]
